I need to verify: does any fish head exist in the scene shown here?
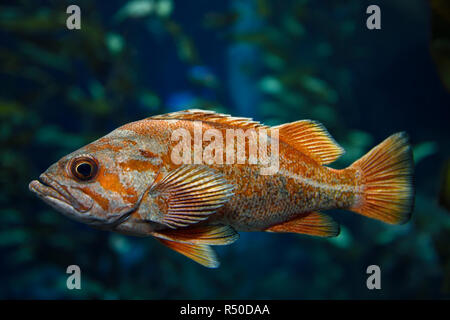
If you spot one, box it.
[29,132,163,229]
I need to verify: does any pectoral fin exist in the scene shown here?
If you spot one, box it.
[149,165,234,229]
[266,212,340,237]
[152,225,239,245]
[157,238,220,268]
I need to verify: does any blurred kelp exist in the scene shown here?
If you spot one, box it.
[204,0,380,166]
[0,0,449,299]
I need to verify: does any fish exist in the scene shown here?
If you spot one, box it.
[29,109,414,268]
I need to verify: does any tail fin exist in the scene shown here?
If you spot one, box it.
[349,132,414,224]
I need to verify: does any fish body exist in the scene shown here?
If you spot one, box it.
[29,110,414,267]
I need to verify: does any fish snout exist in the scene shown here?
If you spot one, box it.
[30,173,94,213]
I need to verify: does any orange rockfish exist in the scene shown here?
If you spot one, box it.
[29,109,414,267]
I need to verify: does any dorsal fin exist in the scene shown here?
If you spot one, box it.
[152,110,343,164]
[273,120,344,165]
[150,109,267,130]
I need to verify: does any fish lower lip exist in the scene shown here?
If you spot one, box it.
[40,174,93,212]
[29,179,72,206]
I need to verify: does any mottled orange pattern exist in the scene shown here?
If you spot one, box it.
[29,109,414,267]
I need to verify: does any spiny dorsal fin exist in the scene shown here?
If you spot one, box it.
[265,211,340,237]
[151,225,239,246]
[153,110,343,164]
[273,120,344,165]
[156,238,219,268]
[150,109,267,130]
[150,165,234,229]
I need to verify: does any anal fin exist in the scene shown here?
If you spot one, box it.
[265,212,340,237]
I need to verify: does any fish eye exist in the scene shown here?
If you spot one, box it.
[70,156,99,182]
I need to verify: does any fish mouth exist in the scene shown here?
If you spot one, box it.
[29,174,93,213]
[29,174,132,227]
